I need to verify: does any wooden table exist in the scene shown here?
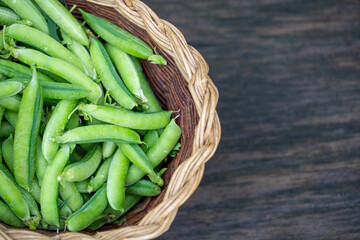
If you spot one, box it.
[145,0,360,239]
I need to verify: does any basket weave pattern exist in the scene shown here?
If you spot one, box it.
[0,0,221,239]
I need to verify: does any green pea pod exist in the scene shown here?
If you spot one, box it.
[107,148,130,211]
[0,95,21,112]
[11,48,103,103]
[13,68,43,191]
[35,136,47,186]
[118,143,163,186]
[0,80,24,98]
[33,0,88,46]
[66,113,80,130]
[90,38,136,109]
[80,9,166,65]
[59,181,84,212]
[6,78,90,100]
[131,56,163,113]
[66,185,107,232]
[88,194,141,230]
[126,119,181,185]
[0,168,29,220]
[0,59,53,82]
[54,125,142,145]
[58,143,102,182]
[0,6,19,25]
[61,29,97,80]
[80,104,172,130]
[40,145,70,227]
[7,24,86,72]
[58,198,72,219]
[0,106,4,122]
[19,188,41,230]
[42,100,77,163]
[76,179,90,194]
[106,43,146,102]
[102,141,117,159]
[0,121,14,138]
[88,156,112,193]
[1,0,48,33]
[4,109,16,127]
[30,177,41,204]
[141,130,159,152]
[126,179,161,197]
[2,133,13,172]
[0,199,25,227]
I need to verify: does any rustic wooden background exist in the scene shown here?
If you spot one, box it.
[144,0,360,239]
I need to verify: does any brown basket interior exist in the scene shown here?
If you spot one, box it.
[10,0,199,236]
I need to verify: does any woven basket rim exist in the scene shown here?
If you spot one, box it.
[0,0,221,239]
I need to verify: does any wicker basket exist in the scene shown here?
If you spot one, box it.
[0,0,221,239]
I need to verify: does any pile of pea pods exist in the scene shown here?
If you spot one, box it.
[0,0,181,232]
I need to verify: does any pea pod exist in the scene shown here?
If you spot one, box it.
[7,24,86,72]
[35,136,47,186]
[88,194,141,230]
[106,43,146,101]
[66,185,107,232]
[0,121,14,138]
[80,104,172,130]
[61,29,97,80]
[1,0,48,33]
[2,133,13,172]
[0,168,29,221]
[75,179,90,194]
[90,38,136,109]
[58,143,102,182]
[33,0,88,46]
[102,141,117,159]
[0,199,25,227]
[131,56,163,113]
[0,95,21,112]
[107,148,130,211]
[126,179,162,197]
[42,100,77,163]
[10,48,103,103]
[29,177,41,203]
[54,125,142,145]
[119,143,163,186]
[3,109,16,127]
[0,59,53,82]
[6,78,90,100]
[88,156,112,192]
[13,68,43,190]
[80,9,166,65]
[0,6,19,26]
[141,130,159,152]
[0,80,24,98]
[59,182,84,212]
[40,145,70,227]
[0,106,4,122]
[126,119,181,185]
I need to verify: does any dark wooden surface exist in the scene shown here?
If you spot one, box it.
[144,0,360,239]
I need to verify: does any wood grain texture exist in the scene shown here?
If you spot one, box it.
[144,0,360,239]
